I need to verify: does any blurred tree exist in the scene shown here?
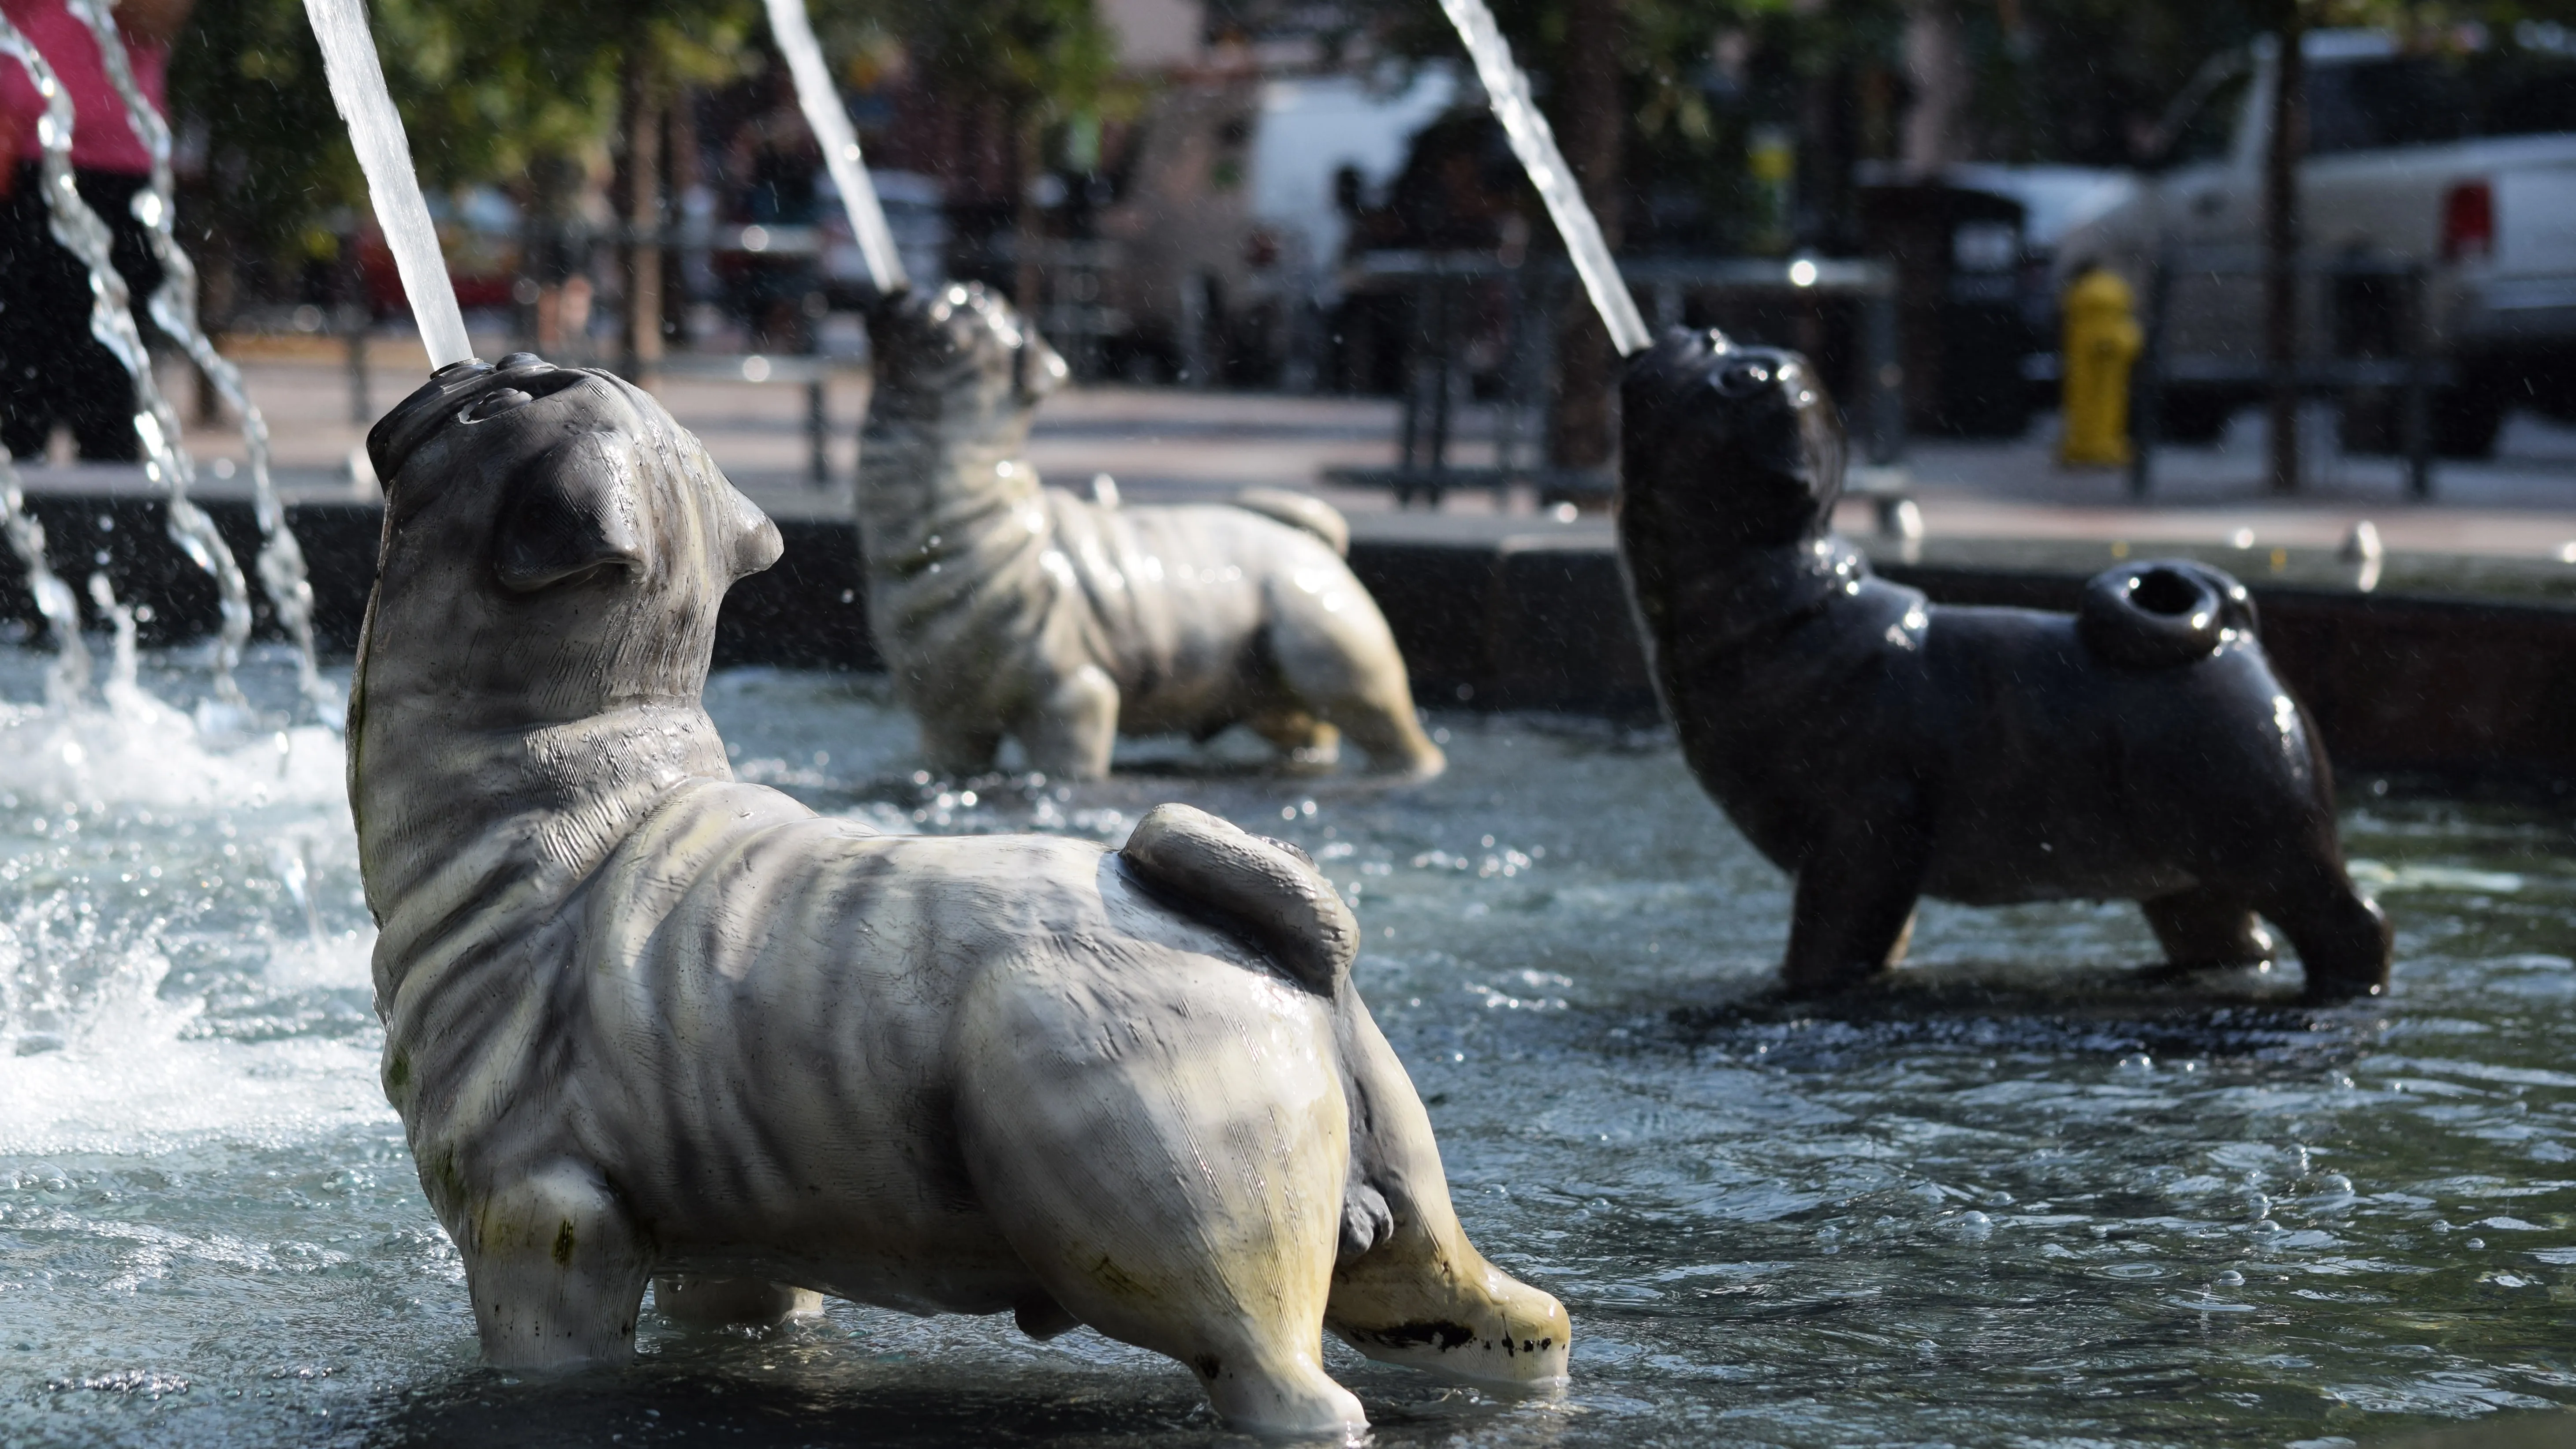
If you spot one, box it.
[168,0,1118,316]
[170,0,759,317]
[833,0,1116,301]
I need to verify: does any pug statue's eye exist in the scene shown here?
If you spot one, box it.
[460,388,535,423]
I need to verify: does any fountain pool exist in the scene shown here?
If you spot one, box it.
[1,654,2572,1447]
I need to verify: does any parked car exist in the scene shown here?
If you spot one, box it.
[2057,28,2576,455]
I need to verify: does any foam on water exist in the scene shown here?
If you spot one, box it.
[0,649,379,1160]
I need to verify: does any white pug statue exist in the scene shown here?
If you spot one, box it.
[858,284,1445,781]
[348,353,1565,1435]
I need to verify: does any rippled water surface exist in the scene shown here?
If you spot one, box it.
[4,656,2574,1448]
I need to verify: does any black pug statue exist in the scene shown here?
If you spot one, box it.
[1616,328,2392,1002]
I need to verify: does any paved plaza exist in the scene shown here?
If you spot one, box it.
[17,335,2576,563]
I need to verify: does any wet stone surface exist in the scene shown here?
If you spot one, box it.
[1,655,2573,1446]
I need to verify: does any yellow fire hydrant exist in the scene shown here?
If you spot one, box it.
[2059,264,2143,467]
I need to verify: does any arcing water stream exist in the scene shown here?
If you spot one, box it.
[1436,0,1651,356]
[299,0,471,370]
[0,8,252,709]
[765,0,907,296]
[67,0,336,723]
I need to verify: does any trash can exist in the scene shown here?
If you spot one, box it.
[1857,182,2035,438]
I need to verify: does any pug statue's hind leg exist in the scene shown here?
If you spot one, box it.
[951,960,1364,1436]
[2258,864,2393,1003]
[461,1161,653,1369]
[2141,886,2275,974]
[1324,993,1572,1389]
[1250,709,1342,774]
[1020,663,1120,783]
[1262,586,1444,780]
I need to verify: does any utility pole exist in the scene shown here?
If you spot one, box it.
[2264,2,2306,493]
[620,41,667,380]
[1549,0,1626,475]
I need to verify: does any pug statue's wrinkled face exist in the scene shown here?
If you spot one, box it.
[358,353,783,726]
[1619,328,1848,551]
[865,283,1070,435]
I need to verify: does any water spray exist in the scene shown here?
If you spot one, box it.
[0,453,90,711]
[300,0,472,370]
[764,0,907,295]
[1436,0,1650,356]
[0,16,90,706]
[69,0,337,724]
[0,9,251,707]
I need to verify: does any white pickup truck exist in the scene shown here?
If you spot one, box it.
[2057,28,2576,455]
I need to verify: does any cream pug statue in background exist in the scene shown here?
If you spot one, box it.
[348,353,1565,1435]
[858,284,1445,781]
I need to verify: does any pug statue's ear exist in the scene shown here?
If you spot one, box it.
[494,432,650,592]
[727,489,784,580]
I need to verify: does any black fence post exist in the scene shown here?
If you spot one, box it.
[2402,263,2433,500]
[2129,251,2172,500]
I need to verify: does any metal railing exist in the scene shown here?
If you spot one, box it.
[1325,251,1902,507]
[2133,246,2452,499]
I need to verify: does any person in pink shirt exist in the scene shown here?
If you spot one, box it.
[0,0,193,462]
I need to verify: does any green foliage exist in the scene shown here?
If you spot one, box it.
[173,0,761,267]
[167,0,350,260]
[171,0,1113,276]
[828,0,1118,122]
[1372,0,1911,250]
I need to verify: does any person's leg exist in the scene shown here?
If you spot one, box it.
[0,164,70,458]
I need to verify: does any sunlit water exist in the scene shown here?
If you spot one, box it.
[2,656,2572,1447]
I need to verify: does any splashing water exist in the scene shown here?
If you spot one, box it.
[0,453,90,710]
[0,646,368,1161]
[300,0,471,370]
[83,574,140,713]
[1437,0,1650,356]
[0,13,253,708]
[764,0,908,296]
[67,0,339,725]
